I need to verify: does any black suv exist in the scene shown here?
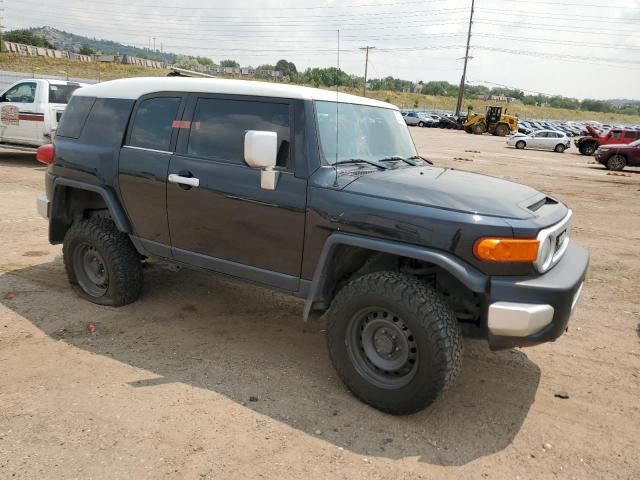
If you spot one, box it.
[36,77,589,414]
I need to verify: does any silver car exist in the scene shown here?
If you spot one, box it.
[507,130,571,153]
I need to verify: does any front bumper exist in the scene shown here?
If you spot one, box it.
[486,242,589,349]
[37,195,50,219]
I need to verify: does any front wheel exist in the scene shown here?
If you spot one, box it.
[326,272,463,415]
[418,121,425,127]
[579,141,597,156]
[515,140,526,149]
[607,154,626,171]
[555,144,566,153]
[63,217,143,306]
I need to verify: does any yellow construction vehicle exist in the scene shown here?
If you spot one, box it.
[463,106,518,136]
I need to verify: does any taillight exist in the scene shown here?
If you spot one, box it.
[36,144,55,165]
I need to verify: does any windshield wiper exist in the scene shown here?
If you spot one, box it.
[334,158,388,170]
[378,155,417,166]
[408,155,433,165]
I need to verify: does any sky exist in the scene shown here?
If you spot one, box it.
[7,0,640,100]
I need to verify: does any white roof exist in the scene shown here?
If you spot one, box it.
[74,77,396,109]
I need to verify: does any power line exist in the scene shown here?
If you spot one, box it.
[474,19,639,36]
[477,7,640,24]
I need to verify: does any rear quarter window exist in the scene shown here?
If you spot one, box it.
[56,96,95,139]
[48,84,82,104]
[80,98,135,146]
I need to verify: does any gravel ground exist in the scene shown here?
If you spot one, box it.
[0,128,639,479]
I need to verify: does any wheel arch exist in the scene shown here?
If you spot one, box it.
[49,177,131,243]
[303,233,488,321]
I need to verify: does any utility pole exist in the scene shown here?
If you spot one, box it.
[455,0,475,116]
[359,45,375,97]
[153,37,156,51]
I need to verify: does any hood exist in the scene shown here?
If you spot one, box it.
[343,166,546,219]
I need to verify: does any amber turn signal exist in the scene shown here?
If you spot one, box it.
[473,237,540,263]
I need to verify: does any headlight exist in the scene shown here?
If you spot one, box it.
[536,236,554,272]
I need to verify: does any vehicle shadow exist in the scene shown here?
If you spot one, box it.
[0,259,541,466]
[0,151,40,168]
[585,165,640,175]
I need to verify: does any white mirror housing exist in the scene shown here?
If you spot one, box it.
[244,130,278,169]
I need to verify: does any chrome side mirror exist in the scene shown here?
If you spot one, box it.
[243,130,279,191]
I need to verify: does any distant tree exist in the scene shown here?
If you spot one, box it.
[275,59,298,81]
[174,55,202,70]
[78,44,95,55]
[219,59,240,68]
[195,56,214,66]
[4,29,53,48]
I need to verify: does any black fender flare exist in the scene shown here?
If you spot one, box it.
[52,177,131,233]
[303,233,488,321]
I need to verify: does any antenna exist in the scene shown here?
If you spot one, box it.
[333,29,340,187]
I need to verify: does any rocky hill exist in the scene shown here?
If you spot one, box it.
[28,26,177,63]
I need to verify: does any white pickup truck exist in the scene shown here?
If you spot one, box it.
[0,78,88,147]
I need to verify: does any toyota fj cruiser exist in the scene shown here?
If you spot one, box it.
[36,77,589,414]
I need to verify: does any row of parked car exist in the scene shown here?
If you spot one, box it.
[401,111,464,129]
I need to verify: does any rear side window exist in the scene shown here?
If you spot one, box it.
[56,96,95,139]
[48,84,82,104]
[81,98,134,146]
[624,131,637,139]
[128,97,181,151]
[186,98,290,167]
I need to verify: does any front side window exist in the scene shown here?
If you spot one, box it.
[186,98,290,167]
[611,131,622,138]
[128,97,181,151]
[4,82,37,103]
[315,101,417,164]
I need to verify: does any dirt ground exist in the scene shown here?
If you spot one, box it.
[1,129,639,479]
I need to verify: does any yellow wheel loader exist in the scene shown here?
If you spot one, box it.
[463,106,518,137]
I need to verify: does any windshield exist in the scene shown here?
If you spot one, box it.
[315,101,418,165]
[48,84,82,104]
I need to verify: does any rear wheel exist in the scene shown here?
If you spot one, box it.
[63,217,142,306]
[472,122,487,135]
[555,144,566,153]
[326,271,462,415]
[418,121,425,127]
[606,154,626,171]
[495,123,510,137]
[579,141,597,156]
[515,140,526,149]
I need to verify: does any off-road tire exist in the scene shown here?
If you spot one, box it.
[495,123,510,137]
[464,126,473,134]
[516,140,526,149]
[555,144,566,153]
[326,271,463,415]
[63,217,142,306]
[578,140,597,156]
[472,122,486,135]
[606,154,626,171]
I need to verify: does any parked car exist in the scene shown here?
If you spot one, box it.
[421,113,442,127]
[0,78,88,146]
[402,111,421,126]
[594,139,640,171]
[507,130,571,153]
[35,77,588,415]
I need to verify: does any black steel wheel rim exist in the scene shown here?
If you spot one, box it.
[346,307,418,389]
[73,242,108,297]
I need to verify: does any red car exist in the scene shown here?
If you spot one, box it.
[594,139,640,171]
